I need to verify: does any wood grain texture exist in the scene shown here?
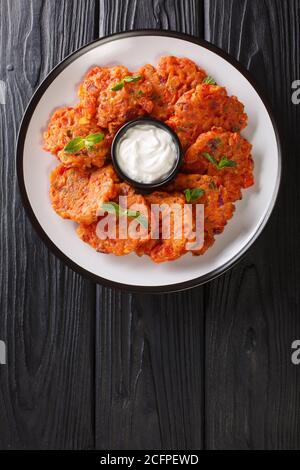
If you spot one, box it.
[0,0,97,449]
[95,0,205,451]
[95,290,204,450]
[205,0,300,450]
[98,0,203,35]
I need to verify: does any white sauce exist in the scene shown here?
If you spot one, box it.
[116,124,178,184]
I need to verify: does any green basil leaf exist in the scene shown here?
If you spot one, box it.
[126,209,140,218]
[184,188,205,203]
[184,189,191,203]
[218,157,237,169]
[135,214,148,228]
[203,76,217,85]
[101,202,120,215]
[203,152,236,170]
[64,133,105,154]
[101,203,148,228]
[111,75,142,91]
[123,75,142,83]
[64,137,85,154]
[203,152,218,166]
[85,133,104,150]
[190,188,205,202]
[111,81,125,91]
[125,209,148,228]
[85,133,104,145]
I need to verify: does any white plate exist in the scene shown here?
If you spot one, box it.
[17,31,281,292]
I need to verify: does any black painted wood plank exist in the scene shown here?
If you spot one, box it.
[96,291,205,450]
[204,0,300,450]
[95,0,205,450]
[98,0,203,35]
[0,0,97,450]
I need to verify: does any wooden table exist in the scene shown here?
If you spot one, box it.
[0,0,299,450]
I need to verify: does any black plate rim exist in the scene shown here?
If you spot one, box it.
[16,29,282,294]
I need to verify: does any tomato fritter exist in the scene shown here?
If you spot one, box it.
[77,221,145,256]
[97,72,154,133]
[50,164,119,224]
[78,65,130,119]
[183,128,254,202]
[43,106,111,168]
[168,174,235,255]
[157,56,206,104]
[138,57,206,121]
[143,192,193,263]
[138,64,173,121]
[44,107,85,154]
[166,84,248,149]
[57,132,112,169]
[77,192,151,256]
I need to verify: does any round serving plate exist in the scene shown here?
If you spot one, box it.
[17,30,282,293]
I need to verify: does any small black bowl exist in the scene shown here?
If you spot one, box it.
[111,117,183,192]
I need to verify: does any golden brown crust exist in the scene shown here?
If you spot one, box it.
[157,56,207,104]
[139,57,206,121]
[137,64,173,121]
[166,84,248,149]
[183,127,254,202]
[77,192,151,256]
[50,164,119,224]
[144,192,192,263]
[96,70,154,133]
[43,106,112,168]
[78,65,130,119]
[167,174,235,255]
